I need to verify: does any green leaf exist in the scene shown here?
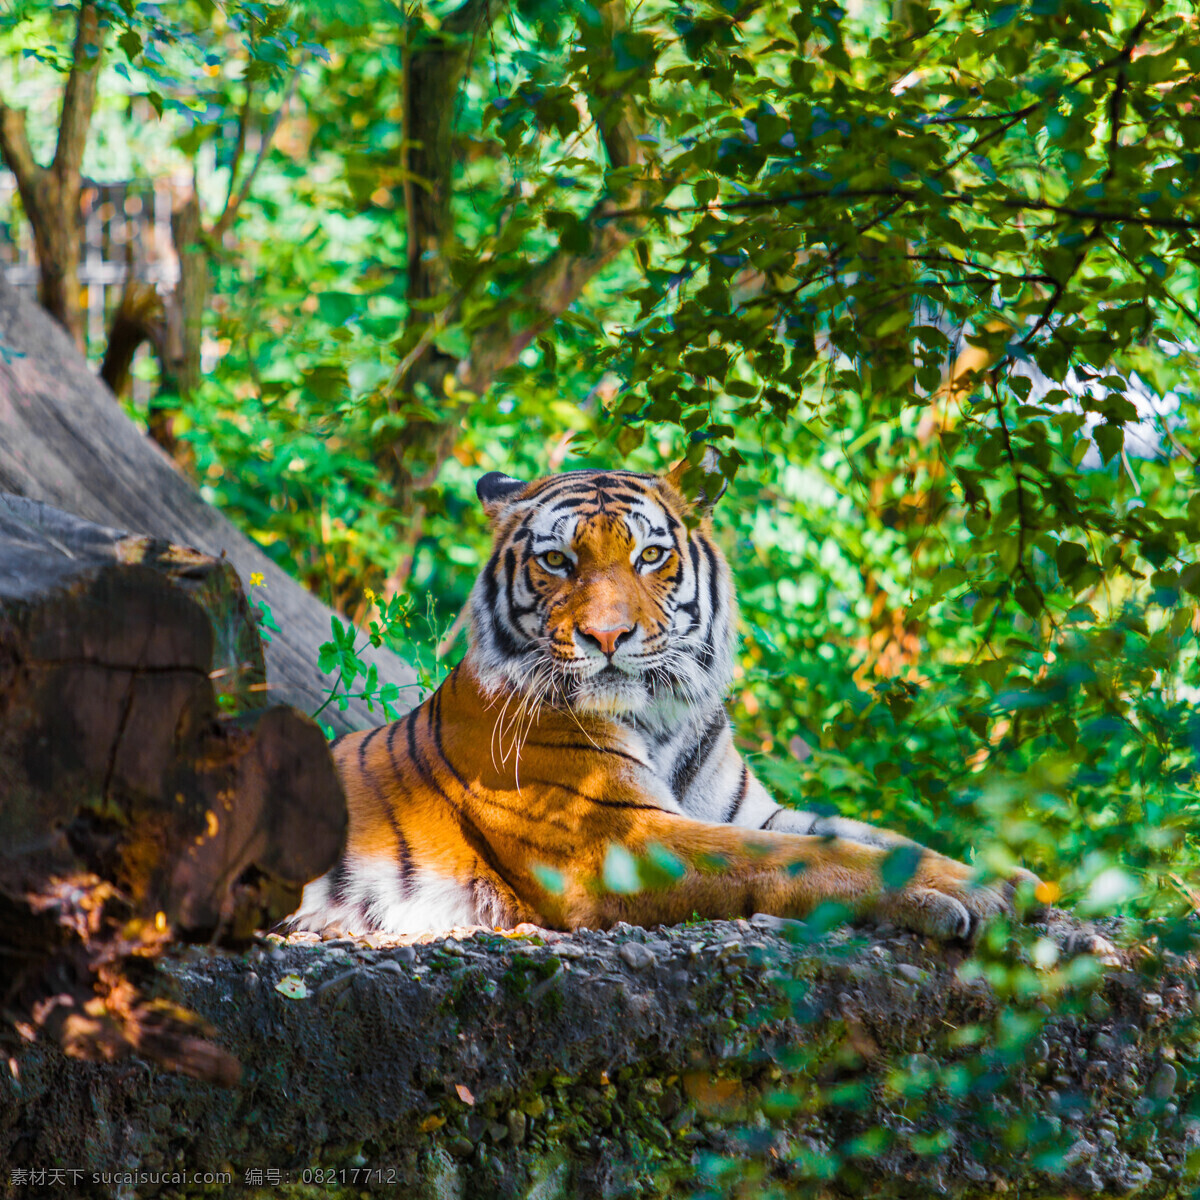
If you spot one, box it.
[118,30,143,61]
[1093,423,1123,463]
[316,292,359,326]
[881,845,923,890]
[602,843,641,894]
[531,863,566,895]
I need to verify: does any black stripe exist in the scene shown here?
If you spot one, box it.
[545,494,592,515]
[383,720,416,892]
[723,764,750,823]
[505,546,535,618]
[520,560,539,601]
[597,488,656,505]
[698,538,722,668]
[407,705,480,831]
[490,613,527,658]
[677,538,702,626]
[514,777,663,811]
[385,718,404,768]
[416,703,571,850]
[762,808,813,833]
[368,721,414,895]
[356,724,386,767]
[345,720,415,902]
[482,547,502,607]
[521,740,648,768]
[452,802,514,884]
[327,857,351,907]
[529,469,649,495]
[704,538,722,618]
[670,711,728,800]
[428,688,471,794]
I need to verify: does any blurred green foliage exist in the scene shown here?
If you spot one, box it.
[4,0,1200,1190]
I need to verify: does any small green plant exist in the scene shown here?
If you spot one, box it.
[248,573,279,645]
[249,573,452,737]
[313,587,452,736]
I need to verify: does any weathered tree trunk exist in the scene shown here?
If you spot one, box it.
[0,1,103,348]
[0,913,1190,1199]
[163,186,207,402]
[140,184,208,462]
[98,278,163,398]
[0,495,345,1083]
[0,274,415,731]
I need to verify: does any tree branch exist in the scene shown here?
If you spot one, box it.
[221,80,255,224]
[0,1,102,345]
[400,0,492,322]
[212,57,305,240]
[601,188,1200,231]
[1019,13,1152,351]
[0,102,42,196]
[457,0,652,392]
[53,0,103,188]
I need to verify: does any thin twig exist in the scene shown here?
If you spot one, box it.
[436,603,471,659]
[222,80,255,222]
[601,188,1200,231]
[212,54,306,239]
[1120,447,1142,496]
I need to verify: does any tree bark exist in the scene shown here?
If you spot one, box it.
[0,913,1186,1198]
[0,274,416,731]
[98,278,163,396]
[0,1,103,348]
[0,495,345,1084]
[382,0,655,576]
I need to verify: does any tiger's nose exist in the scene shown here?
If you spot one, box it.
[579,624,635,658]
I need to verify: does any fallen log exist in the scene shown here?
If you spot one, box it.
[0,274,414,732]
[1,915,1195,1199]
[0,496,345,1083]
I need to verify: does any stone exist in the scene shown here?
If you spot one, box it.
[506,1110,527,1146]
[1149,1063,1177,1100]
[619,943,657,970]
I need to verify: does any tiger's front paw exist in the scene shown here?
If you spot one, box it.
[882,854,1041,942]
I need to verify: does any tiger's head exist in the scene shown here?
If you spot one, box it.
[468,467,735,726]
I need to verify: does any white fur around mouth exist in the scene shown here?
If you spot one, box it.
[571,668,650,715]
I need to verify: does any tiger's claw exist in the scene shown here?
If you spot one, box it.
[883,856,1043,942]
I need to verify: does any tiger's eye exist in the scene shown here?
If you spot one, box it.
[640,546,663,565]
[543,550,567,569]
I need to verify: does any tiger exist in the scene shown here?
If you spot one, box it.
[290,464,1039,941]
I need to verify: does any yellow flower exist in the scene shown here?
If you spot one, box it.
[363,587,376,604]
[1034,880,1062,906]
[250,572,265,588]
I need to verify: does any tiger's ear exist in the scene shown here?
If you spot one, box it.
[664,447,727,512]
[476,471,528,520]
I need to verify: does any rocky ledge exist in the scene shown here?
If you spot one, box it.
[2,913,1197,1199]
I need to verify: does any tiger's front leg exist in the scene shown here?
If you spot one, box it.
[760,805,1042,936]
[537,808,1039,941]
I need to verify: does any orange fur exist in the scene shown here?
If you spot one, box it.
[331,661,1024,938]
